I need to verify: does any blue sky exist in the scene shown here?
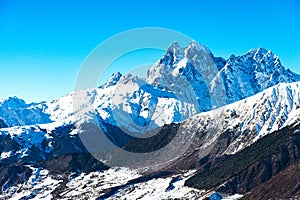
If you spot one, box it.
[0,0,299,102]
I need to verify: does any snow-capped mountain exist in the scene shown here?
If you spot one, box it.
[0,97,51,127]
[147,42,300,110]
[211,47,300,104]
[1,42,297,138]
[147,41,225,111]
[1,81,299,199]
[46,74,190,135]
[2,79,299,165]
[1,41,300,199]
[0,41,299,134]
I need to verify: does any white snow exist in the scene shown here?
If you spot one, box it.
[60,167,141,199]
[184,81,300,155]
[0,167,62,200]
[0,151,12,159]
[223,193,244,200]
[106,170,203,200]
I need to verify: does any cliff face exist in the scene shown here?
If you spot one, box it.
[185,123,300,198]
[242,160,300,199]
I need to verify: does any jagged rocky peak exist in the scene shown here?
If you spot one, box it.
[248,47,281,66]
[184,40,213,60]
[147,41,220,84]
[224,47,291,77]
[100,72,123,88]
[110,71,122,81]
[101,72,146,89]
[117,73,143,85]
[157,41,216,68]
[212,47,300,104]
[239,47,280,64]
[0,96,27,109]
[166,41,181,55]
[160,41,184,66]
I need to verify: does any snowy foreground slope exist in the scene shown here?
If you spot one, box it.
[1,41,300,199]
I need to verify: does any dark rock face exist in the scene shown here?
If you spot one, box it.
[185,123,300,198]
[242,160,300,199]
[37,153,108,175]
[0,118,7,128]
[0,164,33,192]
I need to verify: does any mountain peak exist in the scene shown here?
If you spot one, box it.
[100,72,123,88]
[253,47,276,61]
[165,41,215,63]
[213,47,299,104]
[185,40,207,53]
[256,47,268,53]
[0,96,27,109]
[244,47,279,62]
[165,41,183,64]
[167,41,181,53]
[187,40,201,49]
[184,41,214,61]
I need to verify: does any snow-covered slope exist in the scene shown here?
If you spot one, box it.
[182,81,300,155]
[0,165,204,200]
[92,74,195,133]
[44,74,197,135]
[1,81,299,164]
[2,79,299,199]
[0,41,299,162]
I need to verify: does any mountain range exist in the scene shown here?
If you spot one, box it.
[0,41,300,199]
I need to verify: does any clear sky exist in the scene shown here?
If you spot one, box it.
[0,0,299,103]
